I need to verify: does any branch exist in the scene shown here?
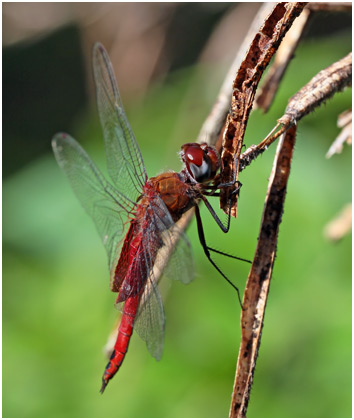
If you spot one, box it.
[324,203,352,241]
[306,2,352,12]
[165,5,289,259]
[220,2,307,217]
[196,2,278,146]
[229,124,298,418]
[240,52,352,170]
[326,108,352,158]
[255,8,311,112]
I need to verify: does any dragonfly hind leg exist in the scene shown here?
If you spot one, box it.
[194,205,245,309]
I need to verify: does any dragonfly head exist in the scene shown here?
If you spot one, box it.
[180,143,220,183]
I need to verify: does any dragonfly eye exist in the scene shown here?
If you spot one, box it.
[180,143,220,183]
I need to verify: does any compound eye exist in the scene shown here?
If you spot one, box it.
[185,144,204,166]
[181,143,219,182]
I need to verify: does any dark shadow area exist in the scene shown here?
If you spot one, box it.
[3,25,88,177]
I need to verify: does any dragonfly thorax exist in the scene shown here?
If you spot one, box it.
[180,143,220,184]
[144,172,196,221]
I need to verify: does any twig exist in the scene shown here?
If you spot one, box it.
[240,52,352,170]
[143,6,282,293]
[196,2,277,146]
[229,124,298,418]
[326,109,352,158]
[279,52,352,126]
[255,8,311,112]
[220,2,307,217]
[324,203,352,241]
[306,2,352,12]
[164,5,288,248]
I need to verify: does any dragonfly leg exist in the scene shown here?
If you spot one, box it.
[194,204,244,309]
[199,185,239,234]
[199,152,242,232]
[198,194,252,262]
[201,180,242,195]
[206,246,251,264]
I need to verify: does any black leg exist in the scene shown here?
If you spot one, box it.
[199,150,242,232]
[200,194,231,233]
[201,180,242,196]
[207,246,252,264]
[194,204,244,309]
[198,194,251,262]
[200,181,240,233]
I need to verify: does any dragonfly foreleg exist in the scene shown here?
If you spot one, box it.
[201,180,242,196]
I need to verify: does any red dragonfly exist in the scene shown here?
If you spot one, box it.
[52,43,247,393]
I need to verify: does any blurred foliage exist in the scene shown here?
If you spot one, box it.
[3,28,351,418]
[3,25,87,176]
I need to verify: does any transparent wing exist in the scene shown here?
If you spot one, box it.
[163,226,194,285]
[92,42,148,202]
[124,197,194,360]
[134,275,165,360]
[52,133,136,287]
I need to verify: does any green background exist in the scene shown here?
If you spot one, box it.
[3,24,351,418]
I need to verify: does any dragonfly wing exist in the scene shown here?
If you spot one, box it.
[52,133,136,286]
[134,274,165,361]
[150,198,195,285]
[127,197,194,359]
[93,43,148,202]
[114,201,166,360]
[163,228,194,285]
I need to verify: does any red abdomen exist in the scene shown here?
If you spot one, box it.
[100,293,140,393]
[100,174,193,392]
[100,217,153,392]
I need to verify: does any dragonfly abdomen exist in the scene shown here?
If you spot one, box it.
[100,294,140,393]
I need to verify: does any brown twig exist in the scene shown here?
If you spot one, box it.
[279,52,352,126]
[326,108,352,158]
[220,2,307,217]
[196,3,277,146]
[166,5,288,242]
[240,52,352,170]
[255,1,353,112]
[255,8,311,112]
[306,2,352,12]
[324,203,352,241]
[229,124,298,418]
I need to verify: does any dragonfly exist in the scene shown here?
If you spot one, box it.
[52,43,248,393]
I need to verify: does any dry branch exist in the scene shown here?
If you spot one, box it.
[167,5,292,242]
[220,2,307,217]
[196,3,277,147]
[306,2,352,12]
[324,203,352,241]
[255,8,311,112]
[326,109,352,158]
[280,52,352,126]
[229,125,297,418]
[240,52,352,170]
